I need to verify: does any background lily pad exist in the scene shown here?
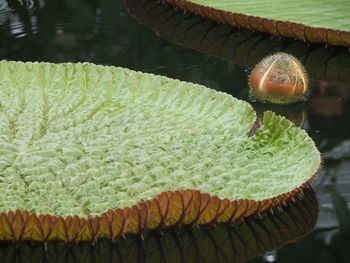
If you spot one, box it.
[163,0,350,47]
[125,0,350,82]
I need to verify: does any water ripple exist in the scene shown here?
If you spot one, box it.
[0,0,44,13]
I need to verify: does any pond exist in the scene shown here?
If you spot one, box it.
[0,0,349,262]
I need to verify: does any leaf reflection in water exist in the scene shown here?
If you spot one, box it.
[124,0,350,82]
[0,187,318,263]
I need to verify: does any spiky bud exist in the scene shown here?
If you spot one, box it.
[249,53,308,104]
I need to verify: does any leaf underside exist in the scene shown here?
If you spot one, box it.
[0,187,318,262]
[125,0,350,82]
[163,0,350,47]
[0,61,320,243]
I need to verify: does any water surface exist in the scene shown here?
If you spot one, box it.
[0,0,349,262]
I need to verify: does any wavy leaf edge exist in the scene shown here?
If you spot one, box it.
[0,60,320,243]
[0,177,315,244]
[162,0,350,47]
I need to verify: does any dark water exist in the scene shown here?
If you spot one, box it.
[0,0,349,262]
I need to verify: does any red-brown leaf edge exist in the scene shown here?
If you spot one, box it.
[161,0,350,47]
[0,175,315,244]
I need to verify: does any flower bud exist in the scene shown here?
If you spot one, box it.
[249,53,308,104]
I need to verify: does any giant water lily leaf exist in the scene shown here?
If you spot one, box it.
[0,61,320,243]
[0,187,318,262]
[125,0,350,82]
[163,0,350,47]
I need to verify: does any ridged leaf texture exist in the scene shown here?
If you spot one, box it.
[0,61,320,243]
[162,0,350,47]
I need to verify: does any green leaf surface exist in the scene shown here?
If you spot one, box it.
[125,0,350,82]
[0,187,318,263]
[163,0,350,47]
[0,61,320,218]
[193,0,350,31]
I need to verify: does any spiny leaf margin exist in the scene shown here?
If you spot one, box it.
[162,0,350,47]
[0,187,318,263]
[125,0,350,82]
[0,60,320,243]
[0,181,314,244]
